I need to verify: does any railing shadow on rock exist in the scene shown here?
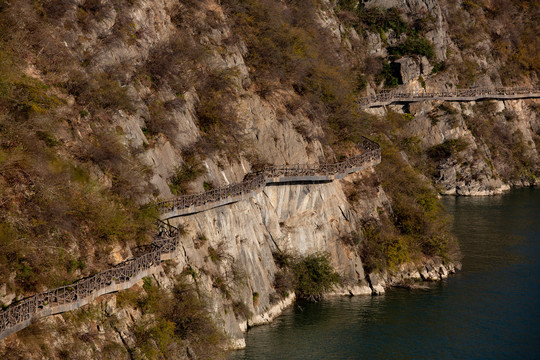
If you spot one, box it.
[358,87,540,108]
[157,137,381,218]
[0,137,381,341]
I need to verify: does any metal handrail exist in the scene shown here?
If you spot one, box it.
[157,137,381,217]
[0,227,179,341]
[0,137,381,341]
[358,87,540,107]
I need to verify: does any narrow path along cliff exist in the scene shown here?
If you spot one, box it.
[1,139,381,342]
[358,87,540,107]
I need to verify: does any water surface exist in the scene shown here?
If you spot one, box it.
[232,189,540,359]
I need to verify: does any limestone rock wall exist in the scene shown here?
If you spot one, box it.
[164,169,389,345]
[360,0,540,194]
[0,169,397,357]
[398,99,539,195]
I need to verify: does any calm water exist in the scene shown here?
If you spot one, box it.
[232,188,540,359]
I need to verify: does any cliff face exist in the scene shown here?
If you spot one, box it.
[0,0,538,358]
[360,0,539,194]
[1,169,457,358]
[402,99,539,195]
[166,175,385,345]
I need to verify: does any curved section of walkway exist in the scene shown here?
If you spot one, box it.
[0,226,180,342]
[0,138,381,342]
[358,87,540,108]
[158,137,381,219]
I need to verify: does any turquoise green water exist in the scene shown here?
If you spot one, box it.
[232,188,540,359]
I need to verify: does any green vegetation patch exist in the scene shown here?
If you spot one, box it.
[335,3,437,88]
[0,52,63,117]
[272,251,340,302]
[357,6,408,35]
[388,35,435,59]
[168,155,206,195]
[360,219,411,272]
[374,138,459,263]
[133,277,226,360]
[426,138,469,162]
[292,252,341,301]
[375,61,401,87]
[331,107,460,270]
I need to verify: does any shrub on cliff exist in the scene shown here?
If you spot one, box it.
[359,216,415,273]
[375,137,460,262]
[426,138,469,162]
[291,252,340,302]
[357,6,408,35]
[388,36,435,59]
[168,155,206,195]
[376,61,401,87]
[133,277,227,360]
[271,251,341,302]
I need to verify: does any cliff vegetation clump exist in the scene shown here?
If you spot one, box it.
[0,48,157,296]
[272,251,341,302]
[129,277,226,360]
[445,0,539,85]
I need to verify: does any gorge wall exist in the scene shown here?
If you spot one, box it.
[0,0,538,358]
[360,0,539,194]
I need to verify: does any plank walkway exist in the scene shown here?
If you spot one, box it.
[0,138,381,341]
[158,137,381,219]
[358,87,540,108]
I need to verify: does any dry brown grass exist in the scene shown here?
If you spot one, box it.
[0,1,158,295]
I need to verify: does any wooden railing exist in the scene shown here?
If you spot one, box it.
[358,87,540,107]
[158,136,381,218]
[0,137,381,341]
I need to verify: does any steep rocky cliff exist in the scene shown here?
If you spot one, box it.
[0,0,538,358]
[400,99,539,195]
[358,0,539,194]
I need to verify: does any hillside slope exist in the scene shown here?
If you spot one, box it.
[0,0,538,358]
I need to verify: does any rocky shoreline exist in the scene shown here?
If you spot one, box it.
[438,174,539,196]
[232,257,461,349]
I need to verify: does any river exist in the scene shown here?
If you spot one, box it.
[231,188,540,359]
